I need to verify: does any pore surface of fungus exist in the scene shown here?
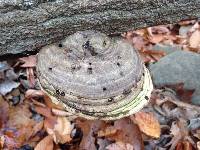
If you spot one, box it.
[36,30,153,120]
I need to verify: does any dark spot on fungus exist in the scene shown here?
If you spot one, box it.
[143,73,145,76]
[117,62,121,66]
[103,87,107,91]
[71,64,81,72]
[56,89,60,95]
[120,72,124,76]
[117,56,121,59]
[145,96,149,100]
[71,66,76,70]
[61,91,65,96]
[48,67,52,71]
[82,40,98,56]
[58,43,63,47]
[77,96,83,99]
[89,62,92,65]
[123,89,131,95]
[83,34,88,38]
[108,97,114,102]
[103,41,106,46]
[87,67,93,74]
[82,40,90,49]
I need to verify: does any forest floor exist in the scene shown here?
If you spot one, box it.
[0,20,200,150]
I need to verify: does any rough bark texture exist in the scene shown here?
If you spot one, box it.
[0,0,200,58]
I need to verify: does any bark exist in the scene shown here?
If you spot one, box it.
[0,0,200,58]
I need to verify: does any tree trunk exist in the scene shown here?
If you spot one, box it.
[0,0,200,59]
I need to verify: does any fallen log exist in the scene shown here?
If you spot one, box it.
[0,0,200,59]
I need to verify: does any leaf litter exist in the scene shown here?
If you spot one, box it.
[0,20,200,150]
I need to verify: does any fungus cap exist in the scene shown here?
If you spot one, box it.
[36,30,153,120]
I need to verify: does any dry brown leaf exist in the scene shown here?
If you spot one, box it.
[8,104,35,131]
[167,119,195,150]
[98,126,117,137]
[189,30,200,48]
[194,130,200,140]
[0,96,9,127]
[46,117,73,144]
[35,106,57,131]
[139,49,166,63]
[25,89,63,109]
[170,119,188,138]
[132,111,161,138]
[106,118,144,150]
[35,106,56,119]
[32,99,46,107]
[19,55,37,68]
[106,141,134,150]
[176,141,193,150]
[52,108,72,117]
[43,94,64,110]
[0,136,5,149]
[188,22,199,34]
[148,26,170,35]
[31,121,44,138]
[197,141,200,150]
[2,103,38,149]
[26,67,35,88]
[132,36,147,50]
[25,89,44,99]
[148,34,165,44]
[34,135,53,150]
[76,119,107,150]
[166,83,195,103]
[139,52,152,63]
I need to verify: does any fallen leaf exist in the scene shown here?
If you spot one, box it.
[0,96,9,128]
[167,119,196,150]
[193,130,200,140]
[106,141,134,150]
[132,111,161,138]
[189,30,200,48]
[166,83,195,103]
[97,138,111,150]
[32,99,46,107]
[132,36,148,50]
[26,68,35,88]
[35,106,55,119]
[148,26,170,35]
[52,108,72,117]
[34,135,53,150]
[197,141,200,150]
[25,89,63,109]
[31,121,44,138]
[19,55,37,68]
[176,141,193,150]
[0,103,38,149]
[25,89,44,99]
[148,34,165,44]
[76,119,107,150]
[46,117,73,144]
[0,136,5,149]
[188,22,199,34]
[106,118,144,150]
[98,126,117,138]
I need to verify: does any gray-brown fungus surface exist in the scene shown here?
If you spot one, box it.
[36,30,153,120]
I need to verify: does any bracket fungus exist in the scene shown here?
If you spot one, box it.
[36,30,153,120]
